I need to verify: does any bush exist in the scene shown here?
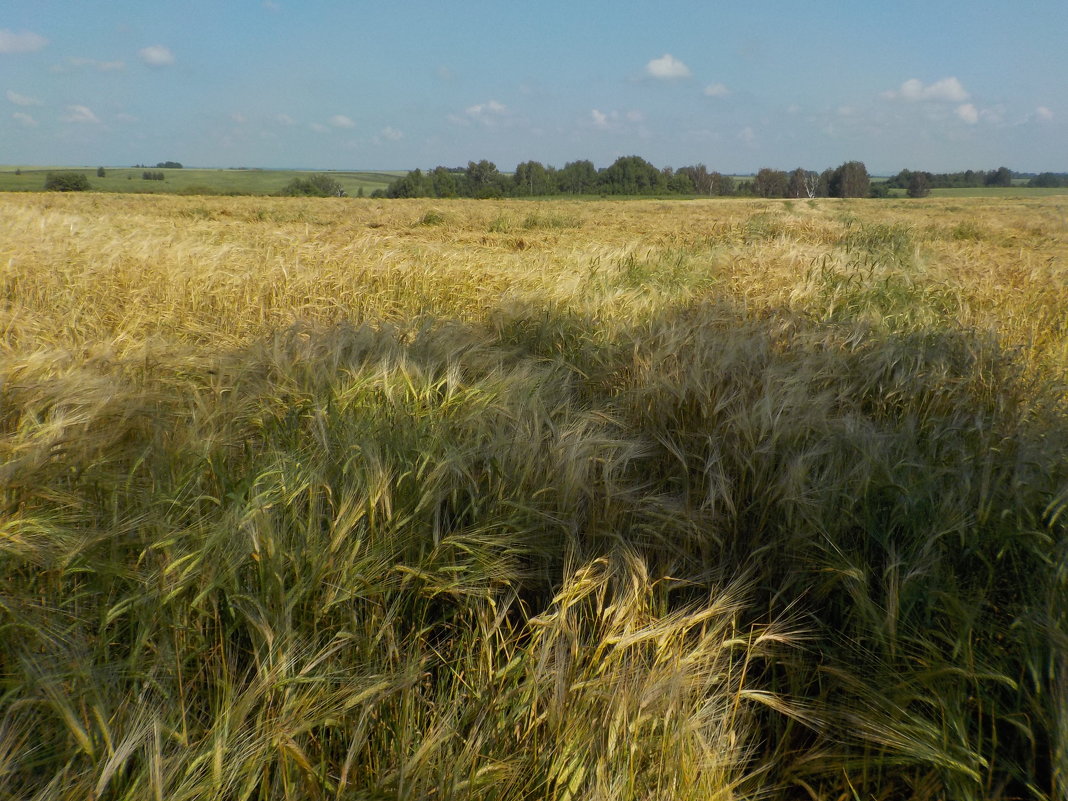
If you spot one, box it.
[279,173,345,197]
[44,172,90,191]
[907,172,932,198]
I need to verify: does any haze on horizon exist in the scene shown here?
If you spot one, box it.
[2,1,1065,174]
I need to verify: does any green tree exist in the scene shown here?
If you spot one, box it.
[677,164,713,195]
[885,169,912,189]
[514,160,553,196]
[753,167,789,198]
[556,160,598,194]
[599,155,663,194]
[709,171,735,196]
[96,166,106,178]
[280,173,345,197]
[1029,172,1065,188]
[828,161,870,198]
[787,168,819,198]
[985,166,1012,187]
[430,166,459,198]
[385,168,432,198]
[44,172,90,191]
[465,160,503,198]
[668,169,695,194]
[907,172,932,198]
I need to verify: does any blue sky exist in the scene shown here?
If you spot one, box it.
[2,1,1064,173]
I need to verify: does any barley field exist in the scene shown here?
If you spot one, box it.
[1,192,1066,800]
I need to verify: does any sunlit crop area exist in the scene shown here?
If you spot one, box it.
[2,192,1066,800]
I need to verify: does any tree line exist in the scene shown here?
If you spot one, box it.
[379,158,1068,200]
[378,157,880,199]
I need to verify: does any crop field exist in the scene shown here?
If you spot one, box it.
[1,193,1066,800]
[0,167,402,196]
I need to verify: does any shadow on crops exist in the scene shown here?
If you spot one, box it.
[3,296,1066,799]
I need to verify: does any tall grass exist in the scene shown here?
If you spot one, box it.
[1,193,1066,799]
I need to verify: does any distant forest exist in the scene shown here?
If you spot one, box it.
[377,156,1068,200]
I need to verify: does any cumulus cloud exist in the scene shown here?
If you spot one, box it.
[589,108,644,130]
[61,104,100,123]
[883,76,969,103]
[275,113,296,125]
[645,53,691,79]
[309,122,329,133]
[6,90,42,106]
[13,111,38,127]
[139,45,175,67]
[703,82,730,97]
[1035,106,1054,121]
[447,100,508,127]
[955,103,979,124]
[737,126,756,145]
[0,29,48,54]
[380,126,403,141]
[329,114,356,128]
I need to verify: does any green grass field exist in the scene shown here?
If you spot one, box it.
[0,166,403,195]
[929,185,1068,197]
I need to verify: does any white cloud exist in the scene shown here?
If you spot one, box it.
[275,113,296,125]
[1036,106,1054,121]
[0,29,48,54]
[6,90,41,106]
[263,1,281,10]
[380,126,403,141]
[437,66,455,81]
[139,45,175,67]
[589,109,643,130]
[646,53,691,79]
[883,76,969,103]
[703,82,730,97]
[309,122,329,133]
[448,100,508,127]
[737,126,756,145]
[13,111,38,127]
[61,104,100,123]
[955,103,979,124]
[980,105,1005,125]
[466,100,506,118]
[329,114,356,128]
[230,112,247,124]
